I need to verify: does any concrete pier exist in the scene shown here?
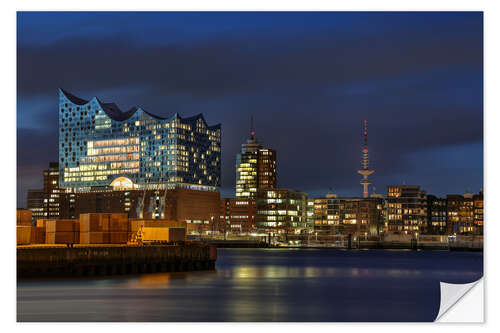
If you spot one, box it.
[17,244,217,278]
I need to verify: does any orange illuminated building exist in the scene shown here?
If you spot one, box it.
[311,195,385,237]
[386,185,427,235]
[447,192,483,235]
[53,187,220,235]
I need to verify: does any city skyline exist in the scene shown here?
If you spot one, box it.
[17,12,483,207]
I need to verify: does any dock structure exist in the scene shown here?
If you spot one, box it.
[17,244,217,278]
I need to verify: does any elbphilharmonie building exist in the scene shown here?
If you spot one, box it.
[58,89,221,192]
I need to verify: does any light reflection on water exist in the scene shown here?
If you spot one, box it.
[17,249,482,322]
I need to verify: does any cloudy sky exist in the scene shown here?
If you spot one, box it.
[16,12,483,207]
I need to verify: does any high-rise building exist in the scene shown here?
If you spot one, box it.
[257,149,276,189]
[387,185,427,235]
[58,89,221,192]
[235,118,276,198]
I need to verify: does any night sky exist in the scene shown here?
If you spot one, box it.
[16,12,483,208]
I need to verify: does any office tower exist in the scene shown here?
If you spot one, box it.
[235,118,276,198]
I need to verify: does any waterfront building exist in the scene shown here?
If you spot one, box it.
[306,199,315,228]
[473,192,484,235]
[426,195,447,235]
[235,119,276,198]
[358,198,386,236]
[386,185,427,235]
[219,198,257,234]
[256,188,308,237]
[54,89,222,229]
[58,89,221,192]
[446,193,483,235]
[312,195,385,237]
[70,188,220,235]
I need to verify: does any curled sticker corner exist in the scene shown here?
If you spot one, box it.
[435,278,483,322]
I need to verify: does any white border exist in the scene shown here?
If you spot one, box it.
[4,0,497,332]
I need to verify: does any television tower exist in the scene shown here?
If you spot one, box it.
[357,120,374,198]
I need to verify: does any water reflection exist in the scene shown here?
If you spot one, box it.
[131,273,173,289]
[122,271,219,289]
[17,249,483,322]
[225,264,474,280]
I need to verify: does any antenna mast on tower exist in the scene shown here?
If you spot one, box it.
[250,115,255,139]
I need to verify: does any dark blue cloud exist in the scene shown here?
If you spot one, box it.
[16,12,483,207]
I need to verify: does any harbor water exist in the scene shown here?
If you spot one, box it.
[17,248,483,322]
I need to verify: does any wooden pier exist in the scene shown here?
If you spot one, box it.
[17,244,217,278]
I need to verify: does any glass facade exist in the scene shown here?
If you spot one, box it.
[235,151,258,198]
[58,89,221,191]
[235,132,276,198]
[256,188,308,234]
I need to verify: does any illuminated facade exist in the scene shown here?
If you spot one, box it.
[426,195,447,234]
[256,188,308,235]
[71,188,220,235]
[235,121,276,198]
[58,89,221,192]
[43,162,62,219]
[27,189,44,222]
[26,162,75,221]
[446,192,483,235]
[312,195,385,236]
[387,185,427,235]
[473,192,483,235]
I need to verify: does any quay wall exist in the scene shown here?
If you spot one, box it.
[17,244,217,278]
[199,239,482,251]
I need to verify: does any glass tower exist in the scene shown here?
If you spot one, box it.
[58,89,221,192]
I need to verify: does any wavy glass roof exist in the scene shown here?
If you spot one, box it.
[59,88,220,129]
